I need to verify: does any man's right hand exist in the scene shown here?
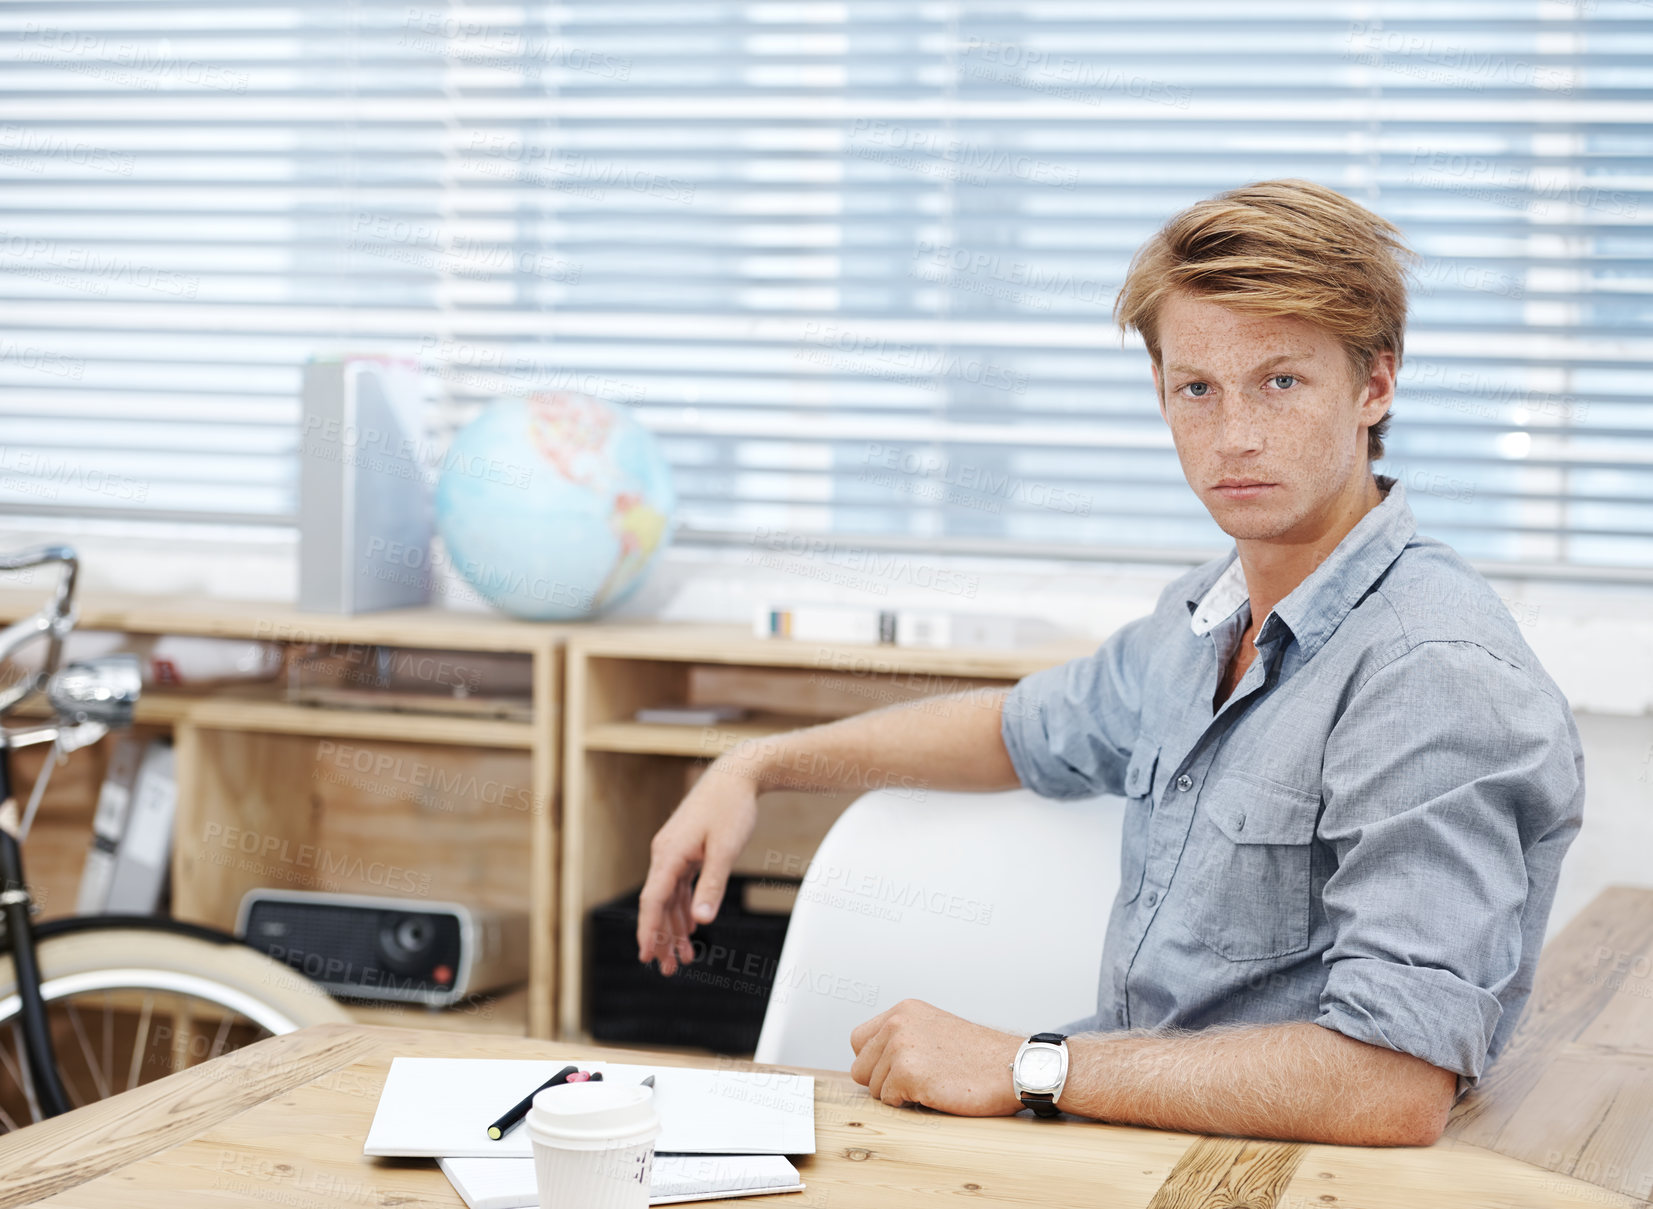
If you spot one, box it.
[636,759,761,975]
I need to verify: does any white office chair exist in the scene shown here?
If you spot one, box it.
[754,787,1122,1071]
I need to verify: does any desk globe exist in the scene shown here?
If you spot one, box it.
[434,392,675,620]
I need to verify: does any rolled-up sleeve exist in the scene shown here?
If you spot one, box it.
[1315,640,1583,1089]
[1000,613,1153,800]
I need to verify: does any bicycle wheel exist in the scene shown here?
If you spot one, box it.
[0,923,351,1130]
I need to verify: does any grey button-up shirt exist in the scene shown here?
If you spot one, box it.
[1000,477,1583,1092]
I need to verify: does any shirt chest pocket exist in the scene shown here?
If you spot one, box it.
[1116,739,1158,906]
[1180,772,1321,961]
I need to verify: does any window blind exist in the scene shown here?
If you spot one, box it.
[1,1,1648,574]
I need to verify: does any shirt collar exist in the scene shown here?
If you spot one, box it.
[1189,554,1248,636]
[1185,474,1416,659]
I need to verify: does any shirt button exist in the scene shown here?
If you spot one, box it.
[1144,890,1159,907]
[1234,811,1246,832]
[1176,774,1193,792]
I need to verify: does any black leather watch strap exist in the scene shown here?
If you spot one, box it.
[1024,1095,1061,1118]
[1030,1032,1067,1044]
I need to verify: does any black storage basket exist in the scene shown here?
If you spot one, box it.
[586,875,794,1053]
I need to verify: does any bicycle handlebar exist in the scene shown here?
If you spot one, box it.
[0,545,80,717]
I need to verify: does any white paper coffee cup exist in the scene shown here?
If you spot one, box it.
[526,1081,660,1209]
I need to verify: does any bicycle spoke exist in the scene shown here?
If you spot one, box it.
[11,1028,40,1123]
[208,1012,234,1063]
[0,1027,23,1089]
[67,1001,110,1101]
[169,996,194,1073]
[126,994,154,1093]
[0,1025,28,1126]
[101,991,113,1098]
[55,1033,87,1110]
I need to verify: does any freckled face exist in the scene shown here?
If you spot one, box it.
[1152,291,1386,543]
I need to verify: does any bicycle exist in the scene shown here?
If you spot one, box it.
[0,545,347,1130]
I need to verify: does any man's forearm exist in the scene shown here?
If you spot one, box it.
[1059,1021,1456,1147]
[713,688,1021,797]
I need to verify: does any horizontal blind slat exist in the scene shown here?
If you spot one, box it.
[0,0,1647,571]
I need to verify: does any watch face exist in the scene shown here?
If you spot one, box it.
[1018,1045,1063,1091]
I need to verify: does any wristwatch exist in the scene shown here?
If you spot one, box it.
[1010,1032,1068,1117]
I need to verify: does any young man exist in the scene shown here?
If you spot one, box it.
[637,180,1583,1147]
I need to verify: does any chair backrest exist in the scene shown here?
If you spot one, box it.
[754,786,1121,1071]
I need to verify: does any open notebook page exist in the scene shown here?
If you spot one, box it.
[364,1057,815,1158]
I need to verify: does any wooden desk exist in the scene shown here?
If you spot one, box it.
[0,1023,1639,1209]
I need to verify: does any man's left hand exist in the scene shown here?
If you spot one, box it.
[848,999,1025,1116]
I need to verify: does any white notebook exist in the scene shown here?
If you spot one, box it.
[439,1154,805,1209]
[364,1058,816,1159]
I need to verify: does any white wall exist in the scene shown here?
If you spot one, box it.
[1557,713,1653,937]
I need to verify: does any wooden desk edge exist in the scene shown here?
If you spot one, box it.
[0,1023,379,1208]
[5,1022,1648,1209]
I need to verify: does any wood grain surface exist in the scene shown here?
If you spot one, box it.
[0,1022,381,1208]
[0,1019,1642,1209]
[1448,884,1653,1205]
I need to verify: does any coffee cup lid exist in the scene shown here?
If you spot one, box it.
[527,1082,659,1146]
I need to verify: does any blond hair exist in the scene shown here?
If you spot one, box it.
[1114,179,1414,459]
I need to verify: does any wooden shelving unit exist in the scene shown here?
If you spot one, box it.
[559,622,1096,1039]
[0,590,572,1040]
[2,589,1098,1046]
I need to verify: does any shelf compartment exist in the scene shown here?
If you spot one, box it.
[582,712,825,757]
[172,730,537,934]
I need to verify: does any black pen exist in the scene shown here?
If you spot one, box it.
[487,1064,579,1140]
